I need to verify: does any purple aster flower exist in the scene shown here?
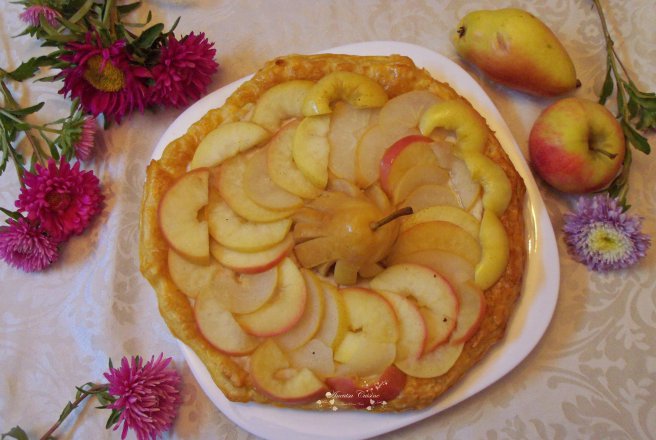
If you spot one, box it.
[0,217,60,272]
[563,194,650,272]
[104,353,182,440]
[19,5,61,27]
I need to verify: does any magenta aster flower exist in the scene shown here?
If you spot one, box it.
[58,32,151,123]
[149,32,218,108]
[563,194,650,272]
[104,354,182,440]
[15,159,104,241]
[19,5,61,27]
[0,217,59,272]
[74,115,98,161]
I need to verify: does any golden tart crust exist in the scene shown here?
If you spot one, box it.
[139,53,526,411]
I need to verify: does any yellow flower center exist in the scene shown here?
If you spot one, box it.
[83,55,125,92]
[587,225,630,259]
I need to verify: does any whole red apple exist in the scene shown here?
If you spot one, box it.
[528,97,625,193]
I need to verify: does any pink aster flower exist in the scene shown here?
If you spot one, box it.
[0,217,59,272]
[58,32,151,123]
[104,354,182,440]
[149,32,218,108]
[15,159,104,241]
[19,5,61,27]
[563,194,650,272]
[74,115,98,161]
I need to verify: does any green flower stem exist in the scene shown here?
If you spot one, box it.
[39,383,109,440]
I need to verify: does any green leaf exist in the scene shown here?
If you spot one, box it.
[132,23,164,49]
[1,426,29,440]
[7,102,45,117]
[7,56,55,81]
[118,1,142,15]
[68,0,95,23]
[105,409,122,429]
[0,208,21,221]
[622,119,651,154]
[599,60,614,105]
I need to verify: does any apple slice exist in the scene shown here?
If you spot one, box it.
[216,157,294,222]
[370,264,458,353]
[355,125,419,188]
[461,152,512,216]
[211,265,278,314]
[235,258,307,337]
[208,193,291,252]
[449,155,481,210]
[250,339,328,404]
[377,291,426,362]
[167,249,220,299]
[210,234,293,274]
[327,177,362,198]
[195,288,260,355]
[391,163,450,205]
[315,279,349,349]
[288,338,335,378]
[292,115,331,189]
[379,135,434,195]
[378,90,441,132]
[395,341,464,378]
[267,120,322,199]
[401,184,460,212]
[190,121,270,169]
[251,80,315,131]
[328,102,378,182]
[387,221,481,266]
[275,269,325,351]
[387,249,475,286]
[419,99,488,154]
[158,168,210,264]
[400,205,480,239]
[475,210,510,290]
[450,281,485,344]
[302,71,388,116]
[325,365,407,408]
[334,288,398,376]
[243,147,303,211]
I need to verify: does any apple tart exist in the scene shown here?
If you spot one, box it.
[139,53,526,411]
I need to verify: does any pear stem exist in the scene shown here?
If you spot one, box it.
[370,207,413,231]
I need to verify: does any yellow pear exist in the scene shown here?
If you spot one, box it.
[452,8,578,97]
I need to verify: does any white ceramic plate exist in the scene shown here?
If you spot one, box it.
[153,41,560,440]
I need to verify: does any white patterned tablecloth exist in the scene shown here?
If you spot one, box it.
[1,1,655,439]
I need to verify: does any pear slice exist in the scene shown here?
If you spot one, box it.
[400,205,480,239]
[419,100,488,154]
[475,210,510,290]
[461,152,512,216]
[251,80,314,131]
[302,71,388,116]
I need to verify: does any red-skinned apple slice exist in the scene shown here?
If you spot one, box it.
[288,338,335,378]
[334,288,398,376]
[158,168,210,264]
[167,249,219,299]
[235,258,307,337]
[391,163,450,204]
[314,279,348,349]
[379,135,433,194]
[207,191,291,252]
[370,264,458,353]
[387,249,475,287]
[250,339,328,404]
[450,281,486,344]
[194,288,260,356]
[377,291,426,362]
[212,265,278,314]
[395,341,464,378]
[243,147,303,211]
[209,234,293,274]
[387,221,481,266]
[325,365,407,408]
[216,157,294,222]
[275,269,325,351]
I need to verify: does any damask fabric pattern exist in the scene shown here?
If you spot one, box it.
[0,1,654,439]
